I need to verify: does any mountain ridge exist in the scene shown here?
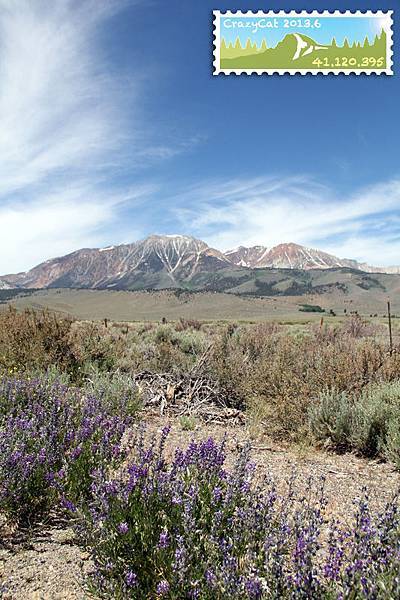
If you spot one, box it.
[1,235,399,292]
[226,242,400,274]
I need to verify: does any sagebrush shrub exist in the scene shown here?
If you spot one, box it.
[309,381,400,460]
[1,309,400,446]
[308,390,354,450]
[80,365,141,417]
[0,307,76,374]
[208,326,400,438]
[175,317,202,331]
[67,321,125,373]
[383,415,400,469]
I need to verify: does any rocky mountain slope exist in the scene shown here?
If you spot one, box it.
[1,235,399,292]
[2,235,231,290]
[226,242,400,273]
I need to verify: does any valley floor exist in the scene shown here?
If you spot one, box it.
[4,288,400,322]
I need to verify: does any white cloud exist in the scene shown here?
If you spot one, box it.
[173,176,400,267]
[0,0,154,273]
[0,0,131,195]
[0,184,154,273]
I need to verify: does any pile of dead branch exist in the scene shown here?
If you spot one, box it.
[133,371,245,425]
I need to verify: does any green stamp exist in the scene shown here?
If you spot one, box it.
[213,10,393,75]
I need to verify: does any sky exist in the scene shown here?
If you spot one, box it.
[0,0,399,274]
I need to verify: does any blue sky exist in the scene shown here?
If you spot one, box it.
[0,0,399,273]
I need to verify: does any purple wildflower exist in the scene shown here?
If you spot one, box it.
[156,580,170,596]
[158,530,170,549]
[118,521,129,534]
[205,569,217,586]
[245,577,263,599]
[213,486,223,502]
[125,570,137,587]
[61,497,76,513]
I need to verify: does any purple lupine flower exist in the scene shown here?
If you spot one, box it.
[245,577,263,599]
[65,430,75,443]
[104,480,119,496]
[213,486,223,502]
[111,444,121,458]
[17,412,396,600]
[156,580,170,596]
[38,448,46,464]
[125,570,137,587]
[104,560,114,571]
[205,569,217,586]
[158,531,170,549]
[61,497,76,513]
[0,376,132,527]
[188,585,200,599]
[45,471,55,484]
[118,521,129,534]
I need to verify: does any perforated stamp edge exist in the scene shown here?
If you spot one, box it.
[213,10,393,76]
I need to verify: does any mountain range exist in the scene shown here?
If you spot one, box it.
[225,243,400,273]
[1,235,399,294]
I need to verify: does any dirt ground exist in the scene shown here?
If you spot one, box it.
[1,417,399,599]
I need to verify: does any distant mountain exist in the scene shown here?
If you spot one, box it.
[226,242,400,274]
[1,236,399,294]
[225,246,271,268]
[2,235,231,290]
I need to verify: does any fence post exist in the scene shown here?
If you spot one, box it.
[387,299,393,355]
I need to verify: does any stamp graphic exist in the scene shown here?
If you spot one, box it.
[213,11,393,75]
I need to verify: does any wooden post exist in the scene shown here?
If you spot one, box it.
[387,299,393,355]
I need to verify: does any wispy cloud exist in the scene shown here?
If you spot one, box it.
[0,0,158,272]
[0,0,131,194]
[0,183,155,274]
[138,134,208,162]
[172,176,400,266]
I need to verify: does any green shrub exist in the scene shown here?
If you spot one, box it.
[1,309,400,452]
[175,317,202,331]
[81,365,141,417]
[299,304,325,313]
[309,381,400,462]
[153,324,177,344]
[384,416,400,469]
[67,321,124,373]
[80,432,400,599]
[308,390,354,450]
[0,307,77,374]
[179,415,197,431]
[208,326,399,438]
